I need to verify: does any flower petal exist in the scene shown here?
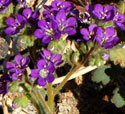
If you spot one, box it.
[64,27,76,35]
[38,19,47,29]
[37,59,46,69]
[34,29,44,39]
[105,27,115,38]
[42,49,51,59]
[42,36,51,44]
[6,62,15,69]
[4,27,16,35]
[46,73,55,83]
[37,77,46,86]
[6,17,15,26]
[46,64,55,73]
[31,69,39,78]
[64,17,77,27]
[56,10,66,22]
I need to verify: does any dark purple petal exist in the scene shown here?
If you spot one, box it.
[21,56,30,67]
[34,29,44,39]
[64,27,76,35]
[37,77,46,86]
[38,19,47,29]
[31,69,39,78]
[37,59,46,69]
[46,64,55,73]
[64,17,77,26]
[53,32,61,39]
[31,10,40,19]
[46,73,55,83]
[16,14,25,24]
[42,36,51,44]
[14,54,23,65]
[4,27,16,35]
[51,54,63,65]
[6,62,15,69]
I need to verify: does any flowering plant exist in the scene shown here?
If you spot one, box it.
[0,0,125,113]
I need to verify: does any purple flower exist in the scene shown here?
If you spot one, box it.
[5,14,26,35]
[113,13,125,30]
[55,10,77,35]
[0,74,11,96]
[102,53,109,60]
[22,8,40,21]
[40,49,63,66]
[6,54,30,80]
[0,0,12,12]
[34,19,61,44]
[80,24,98,41]
[31,59,55,86]
[95,27,119,49]
[51,0,73,12]
[86,4,116,22]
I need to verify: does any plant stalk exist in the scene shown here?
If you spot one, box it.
[47,83,54,113]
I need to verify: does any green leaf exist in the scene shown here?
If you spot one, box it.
[92,65,111,85]
[23,35,36,47]
[9,81,19,92]
[111,88,125,108]
[110,47,125,67]
[14,95,30,108]
[103,21,114,28]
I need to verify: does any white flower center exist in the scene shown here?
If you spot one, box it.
[39,69,48,78]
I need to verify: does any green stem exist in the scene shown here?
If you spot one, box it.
[29,92,41,114]
[47,83,54,113]
[35,89,51,114]
[53,47,95,96]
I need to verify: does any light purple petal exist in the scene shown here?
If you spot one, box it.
[21,56,30,67]
[12,73,18,80]
[43,49,51,59]
[65,17,77,27]
[42,36,51,44]
[93,4,103,19]
[23,8,32,19]
[105,27,115,38]
[56,10,66,22]
[14,54,23,65]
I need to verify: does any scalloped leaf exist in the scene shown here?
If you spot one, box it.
[13,95,30,108]
[110,48,125,67]
[111,88,125,108]
[92,65,111,85]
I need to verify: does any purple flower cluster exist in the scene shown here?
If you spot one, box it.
[5,8,40,35]
[80,24,119,49]
[34,0,77,44]
[6,54,30,80]
[31,49,63,86]
[86,4,125,30]
[0,0,12,12]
